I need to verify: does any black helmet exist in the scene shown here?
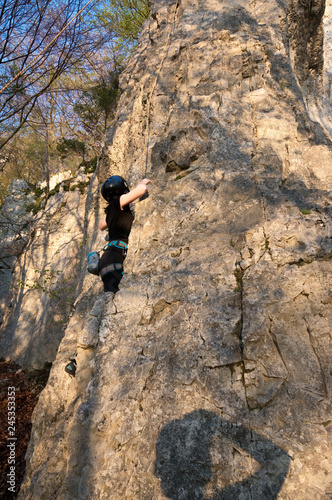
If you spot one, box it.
[101,176,129,202]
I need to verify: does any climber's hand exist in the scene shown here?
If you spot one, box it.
[120,179,151,209]
[139,178,151,186]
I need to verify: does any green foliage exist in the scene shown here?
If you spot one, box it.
[62,179,73,192]
[83,156,98,174]
[26,181,72,214]
[0,0,150,204]
[56,138,86,160]
[25,199,42,216]
[13,269,75,306]
[80,233,90,248]
[69,180,90,194]
[300,208,311,215]
[25,185,47,215]
[0,128,59,206]
[73,71,122,136]
[32,185,46,199]
[98,0,149,48]
[0,133,43,205]
[0,176,10,208]
[280,80,287,91]
[25,173,94,215]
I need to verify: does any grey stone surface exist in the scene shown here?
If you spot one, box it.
[0,169,103,368]
[9,0,332,498]
[0,179,34,324]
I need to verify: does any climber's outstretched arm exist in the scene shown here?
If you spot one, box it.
[120,178,151,209]
[98,179,151,230]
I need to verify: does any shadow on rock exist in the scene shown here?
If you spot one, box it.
[155,409,291,500]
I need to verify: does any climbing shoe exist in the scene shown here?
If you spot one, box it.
[65,358,77,377]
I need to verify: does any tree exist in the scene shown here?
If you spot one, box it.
[57,137,86,161]
[0,0,150,206]
[73,68,122,140]
[96,0,149,51]
[0,0,107,150]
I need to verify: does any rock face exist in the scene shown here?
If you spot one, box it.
[0,167,102,368]
[15,0,332,498]
[0,180,34,324]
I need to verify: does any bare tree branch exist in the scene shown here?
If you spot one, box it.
[0,0,103,149]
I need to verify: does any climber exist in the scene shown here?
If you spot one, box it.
[98,175,151,293]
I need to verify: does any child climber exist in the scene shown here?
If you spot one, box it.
[98,175,151,293]
[65,175,150,377]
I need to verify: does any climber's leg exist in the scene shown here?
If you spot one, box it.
[102,269,123,293]
[99,246,125,293]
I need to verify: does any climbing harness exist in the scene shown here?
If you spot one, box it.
[103,240,128,258]
[105,240,128,251]
[0,0,95,96]
[141,0,180,180]
[99,263,123,279]
[87,240,128,276]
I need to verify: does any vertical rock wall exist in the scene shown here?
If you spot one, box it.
[0,180,34,324]
[0,168,103,369]
[18,0,331,499]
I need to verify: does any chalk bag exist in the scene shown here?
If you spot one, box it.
[87,251,100,275]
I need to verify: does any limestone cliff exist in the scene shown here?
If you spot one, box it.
[0,166,101,368]
[8,0,332,498]
[0,179,34,324]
